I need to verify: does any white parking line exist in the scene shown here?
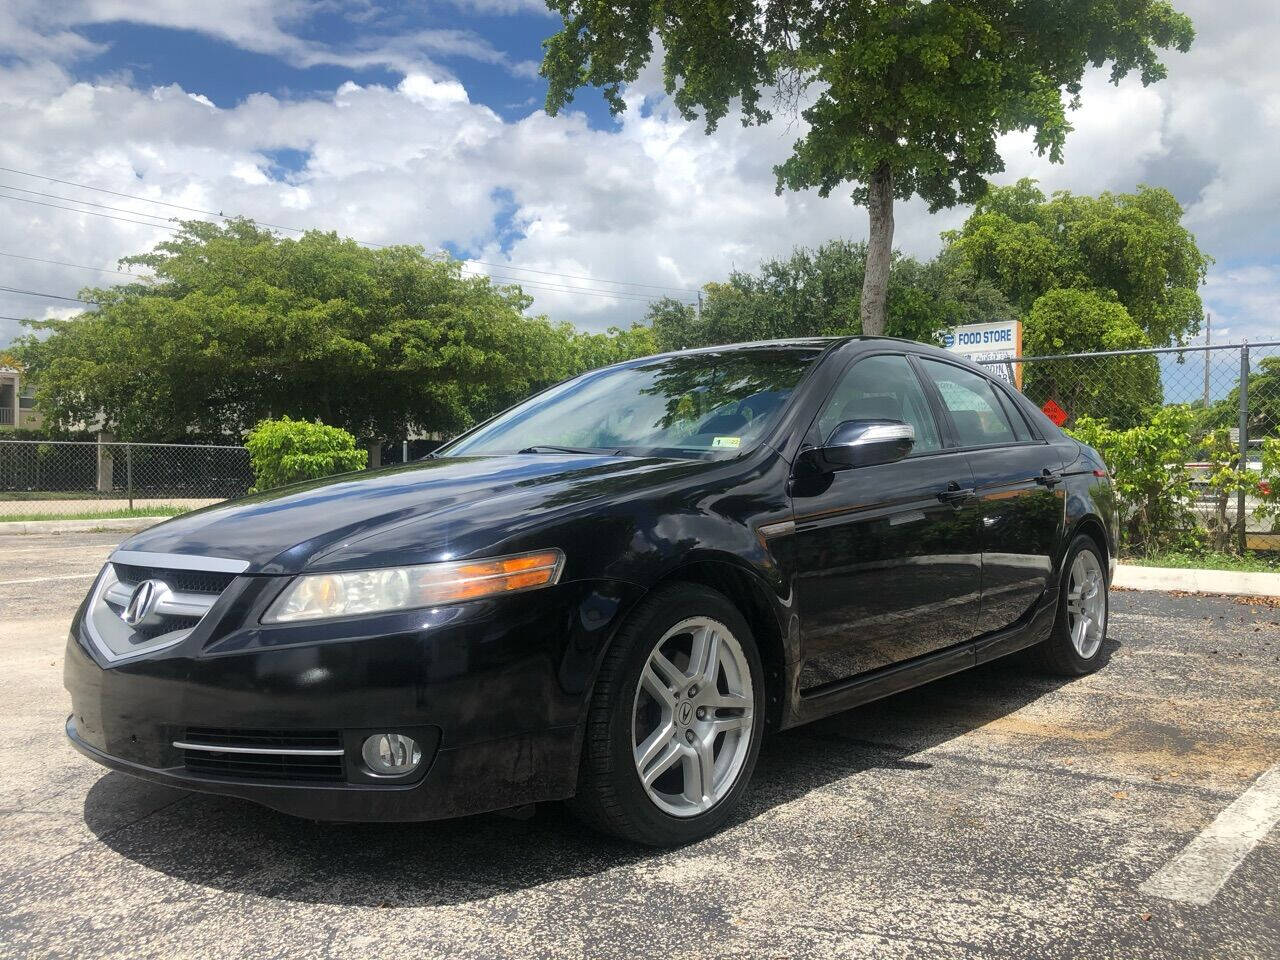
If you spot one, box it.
[0,573,97,586]
[1140,762,1280,906]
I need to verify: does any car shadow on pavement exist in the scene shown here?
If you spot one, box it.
[83,643,1113,908]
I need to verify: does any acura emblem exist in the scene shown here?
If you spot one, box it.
[122,580,164,627]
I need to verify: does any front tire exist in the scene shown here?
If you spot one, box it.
[569,583,766,846]
[1036,534,1110,676]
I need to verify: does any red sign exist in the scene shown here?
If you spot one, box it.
[1041,399,1068,426]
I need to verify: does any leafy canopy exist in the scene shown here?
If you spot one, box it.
[1020,288,1160,429]
[1204,355,1280,440]
[15,220,656,441]
[542,1,1193,211]
[946,179,1210,346]
[644,240,1015,351]
[244,416,368,492]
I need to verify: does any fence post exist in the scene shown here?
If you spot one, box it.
[1238,341,1250,555]
[126,444,134,511]
[96,431,114,494]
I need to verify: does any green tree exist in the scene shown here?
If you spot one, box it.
[947,180,1210,346]
[541,0,1193,337]
[1021,288,1160,428]
[244,417,368,491]
[1203,356,1280,440]
[644,240,1015,351]
[15,220,650,443]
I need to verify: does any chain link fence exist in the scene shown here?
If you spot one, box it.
[981,340,1280,557]
[0,440,252,506]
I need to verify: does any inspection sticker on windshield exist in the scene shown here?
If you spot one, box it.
[712,436,742,449]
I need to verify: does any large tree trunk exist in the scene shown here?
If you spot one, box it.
[860,164,895,337]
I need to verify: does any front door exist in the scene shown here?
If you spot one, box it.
[917,358,1065,634]
[791,353,983,692]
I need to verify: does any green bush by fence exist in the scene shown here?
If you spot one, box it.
[244,418,367,492]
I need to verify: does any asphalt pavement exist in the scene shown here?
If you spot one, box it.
[1,532,1277,959]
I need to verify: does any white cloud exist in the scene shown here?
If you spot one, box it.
[0,0,1276,351]
[0,1,538,81]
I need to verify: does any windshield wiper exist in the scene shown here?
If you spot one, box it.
[518,445,621,455]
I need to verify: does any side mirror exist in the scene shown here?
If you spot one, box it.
[811,419,914,472]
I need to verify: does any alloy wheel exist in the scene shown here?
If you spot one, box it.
[630,617,754,817]
[1066,549,1106,659]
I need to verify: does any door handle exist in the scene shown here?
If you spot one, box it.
[1035,468,1063,488]
[937,481,975,505]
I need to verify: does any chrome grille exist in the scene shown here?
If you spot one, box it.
[177,728,346,782]
[84,550,249,663]
[112,563,236,595]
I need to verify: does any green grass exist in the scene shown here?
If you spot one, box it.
[1125,550,1280,574]
[0,506,187,523]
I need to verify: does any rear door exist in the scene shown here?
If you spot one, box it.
[791,352,983,691]
[916,358,1064,635]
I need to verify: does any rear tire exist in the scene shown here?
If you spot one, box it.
[569,582,766,846]
[1035,534,1109,676]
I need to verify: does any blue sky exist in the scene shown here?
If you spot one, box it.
[0,0,1276,350]
[69,6,617,129]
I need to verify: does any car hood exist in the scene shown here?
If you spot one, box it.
[118,453,700,574]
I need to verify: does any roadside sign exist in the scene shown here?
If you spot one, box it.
[1041,399,1068,427]
[944,320,1023,389]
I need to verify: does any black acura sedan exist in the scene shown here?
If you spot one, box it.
[65,336,1116,845]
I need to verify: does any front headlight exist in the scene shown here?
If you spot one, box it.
[262,548,565,623]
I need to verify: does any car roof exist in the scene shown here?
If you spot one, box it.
[626,335,963,365]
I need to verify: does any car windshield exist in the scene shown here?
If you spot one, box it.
[440,346,823,460]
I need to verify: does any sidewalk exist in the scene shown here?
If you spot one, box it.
[1114,564,1280,598]
[0,497,218,515]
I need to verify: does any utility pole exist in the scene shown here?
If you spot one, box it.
[696,290,703,323]
[1203,312,1211,409]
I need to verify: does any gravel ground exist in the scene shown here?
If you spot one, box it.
[0,533,1277,960]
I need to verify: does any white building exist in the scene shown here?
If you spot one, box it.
[0,366,41,430]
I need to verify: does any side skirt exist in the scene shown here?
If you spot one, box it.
[783,593,1057,729]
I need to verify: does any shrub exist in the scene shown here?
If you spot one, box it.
[1069,406,1196,555]
[244,417,367,492]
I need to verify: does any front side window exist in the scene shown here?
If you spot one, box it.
[919,359,1018,447]
[441,346,822,460]
[816,353,941,454]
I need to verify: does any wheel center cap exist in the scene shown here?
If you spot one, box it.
[677,701,694,725]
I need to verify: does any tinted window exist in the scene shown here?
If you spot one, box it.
[919,359,1018,447]
[442,347,821,460]
[817,354,941,454]
[997,390,1034,442]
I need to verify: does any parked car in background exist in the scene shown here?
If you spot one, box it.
[65,337,1117,846]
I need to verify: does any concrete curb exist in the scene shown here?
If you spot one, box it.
[0,516,170,536]
[1114,564,1280,598]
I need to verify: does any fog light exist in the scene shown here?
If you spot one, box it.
[361,733,422,776]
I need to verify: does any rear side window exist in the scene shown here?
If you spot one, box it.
[997,390,1034,442]
[919,359,1018,447]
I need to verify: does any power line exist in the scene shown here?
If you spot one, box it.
[0,285,96,304]
[0,165,307,237]
[0,163,700,295]
[0,193,181,232]
[0,251,148,277]
[0,165,224,217]
[0,183,183,226]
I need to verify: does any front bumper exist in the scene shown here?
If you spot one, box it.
[64,577,643,821]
